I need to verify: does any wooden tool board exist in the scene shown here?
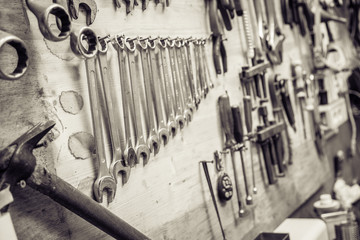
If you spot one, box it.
[0,0,353,239]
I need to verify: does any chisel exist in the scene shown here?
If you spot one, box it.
[232,105,253,204]
[243,96,257,194]
[218,94,245,217]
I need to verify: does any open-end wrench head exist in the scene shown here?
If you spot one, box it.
[184,109,192,122]
[167,120,177,137]
[93,176,117,203]
[110,161,131,185]
[175,115,185,130]
[26,0,71,42]
[0,31,28,80]
[70,27,98,59]
[123,146,137,168]
[135,144,150,166]
[148,135,160,156]
[158,128,170,145]
[69,0,97,25]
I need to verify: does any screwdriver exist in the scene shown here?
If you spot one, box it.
[232,105,253,204]
[218,94,245,217]
[243,96,257,194]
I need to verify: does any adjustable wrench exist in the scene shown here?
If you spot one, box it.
[125,38,150,165]
[158,39,178,136]
[148,38,170,145]
[70,27,116,203]
[112,35,137,168]
[25,0,71,41]
[174,39,193,121]
[0,30,28,80]
[167,39,186,128]
[97,36,130,185]
[69,0,97,25]
[137,38,160,155]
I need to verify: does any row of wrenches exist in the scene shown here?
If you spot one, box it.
[70,27,214,203]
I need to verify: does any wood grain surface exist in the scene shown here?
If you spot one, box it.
[0,0,353,239]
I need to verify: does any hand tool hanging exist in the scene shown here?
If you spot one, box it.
[0,121,150,240]
[268,74,293,165]
[207,0,228,75]
[218,94,246,217]
[70,27,117,203]
[112,35,138,167]
[231,105,253,204]
[214,151,233,202]
[124,37,151,165]
[137,37,161,155]
[0,30,28,80]
[291,64,308,139]
[200,160,227,240]
[25,0,72,41]
[97,36,131,185]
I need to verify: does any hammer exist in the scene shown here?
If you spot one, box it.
[0,121,149,240]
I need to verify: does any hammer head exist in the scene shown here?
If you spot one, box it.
[0,121,55,190]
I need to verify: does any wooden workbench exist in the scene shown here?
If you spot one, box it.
[0,0,353,239]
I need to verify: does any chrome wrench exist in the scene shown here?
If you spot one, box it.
[112,35,137,168]
[148,38,170,145]
[200,39,215,89]
[167,39,187,128]
[158,39,178,136]
[97,36,130,185]
[70,27,116,203]
[184,39,201,107]
[125,38,150,165]
[174,39,193,122]
[193,40,206,99]
[179,40,196,113]
[137,38,160,155]
[198,40,209,97]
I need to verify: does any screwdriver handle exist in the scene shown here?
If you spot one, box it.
[280,79,296,132]
[259,137,277,185]
[231,105,244,144]
[218,94,237,149]
[243,96,253,134]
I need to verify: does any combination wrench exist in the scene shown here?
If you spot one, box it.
[70,27,116,203]
[97,36,131,185]
[137,38,160,155]
[25,0,71,41]
[112,35,137,168]
[125,38,150,166]
[174,39,193,122]
[184,39,201,108]
[200,39,215,89]
[0,30,28,80]
[158,39,178,136]
[167,39,187,127]
[193,40,206,99]
[148,38,170,145]
[198,40,210,97]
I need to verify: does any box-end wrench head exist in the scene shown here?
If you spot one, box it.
[0,31,28,80]
[70,27,116,203]
[125,39,150,166]
[26,0,71,41]
[69,0,97,25]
